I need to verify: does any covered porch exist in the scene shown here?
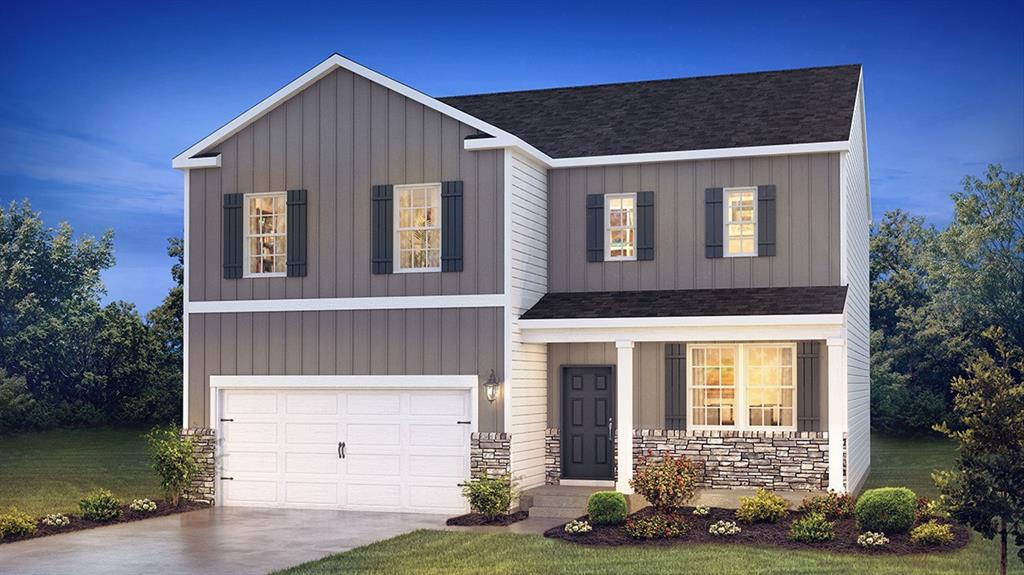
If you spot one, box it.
[514,286,849,497]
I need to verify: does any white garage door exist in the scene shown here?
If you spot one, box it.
[218,387,472,514]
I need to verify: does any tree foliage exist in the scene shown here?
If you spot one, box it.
[934,327,1024,574]
[0,201,181,431]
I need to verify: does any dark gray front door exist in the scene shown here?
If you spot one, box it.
[561,366,615,480]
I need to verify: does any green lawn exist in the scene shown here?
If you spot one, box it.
[0,427,162,516]
[276,431,1023,575]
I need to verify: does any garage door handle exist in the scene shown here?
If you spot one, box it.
[338,442,346,459]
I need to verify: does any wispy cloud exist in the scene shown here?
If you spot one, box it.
[0,122,180,214]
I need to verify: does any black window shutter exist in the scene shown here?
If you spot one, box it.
[586,194,604,262]
[371,184,393,274]
[797,342,821,432]
[286,189,308,277]
[636,191,655,261]
[222,193,243,279]
[704,188,723,258]
[757,185,777,257]
[441,181,464,272]
[665,343,687,430]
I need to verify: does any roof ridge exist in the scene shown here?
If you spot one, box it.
[439,63,862,100]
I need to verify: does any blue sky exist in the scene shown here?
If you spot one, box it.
[1,0,1021,313]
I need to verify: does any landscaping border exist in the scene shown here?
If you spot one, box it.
[0,500,210,545]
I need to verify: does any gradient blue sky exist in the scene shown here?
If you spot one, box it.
[1,1,1021,313]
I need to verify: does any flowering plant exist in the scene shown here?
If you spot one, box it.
[564,519,592,534]
[42,513,71,527]
[857,531,890,548]
[629,451,703,512]
[129,498,158,513]
[692,505,710,517]
[708,520,741,536]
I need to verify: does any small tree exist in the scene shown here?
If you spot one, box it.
[146,426,198,506]
[934,327,1024,575]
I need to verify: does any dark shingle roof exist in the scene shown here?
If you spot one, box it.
[439,65,860,159]
[519,286,848,320]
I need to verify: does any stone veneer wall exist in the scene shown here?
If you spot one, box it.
[181,428,216,503]
[470,432,511,478]
[545,428,841,491]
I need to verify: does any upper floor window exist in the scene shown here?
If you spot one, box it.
[724,187,757,257]
[244,192,287,277]
[395,183,441,272]
[689,343,796,431]
[605,193,636,260]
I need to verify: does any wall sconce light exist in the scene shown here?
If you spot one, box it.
[484,370,500,402]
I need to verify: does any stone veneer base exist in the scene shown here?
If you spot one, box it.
[181,428,216,503]
[471,432,511,479]
[545,428,843,491]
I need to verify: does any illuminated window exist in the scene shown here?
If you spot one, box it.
[395,183,441,272]
[724,187,757,257]
[244,192,287,276]
[605,193,636,260]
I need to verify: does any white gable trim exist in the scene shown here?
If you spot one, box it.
[172,53,554,169]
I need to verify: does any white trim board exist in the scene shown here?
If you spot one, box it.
[172,53,553,169]
[209,374,479,390]
[520,315,844,344]
[187,293,506,314]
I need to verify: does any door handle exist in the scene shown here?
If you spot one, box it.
[608,417,614,440]
[338,441,346,459]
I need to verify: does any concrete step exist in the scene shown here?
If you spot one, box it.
[527,506,586,519]
[530,494,593,509]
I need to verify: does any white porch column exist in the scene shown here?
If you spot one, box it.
[826,337,846,492]
[616,340,635,494]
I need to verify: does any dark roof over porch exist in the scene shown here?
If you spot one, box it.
[519,286,848,320]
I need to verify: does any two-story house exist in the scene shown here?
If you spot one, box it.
[173,54,870,516]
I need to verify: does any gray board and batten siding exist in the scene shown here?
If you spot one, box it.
[188,66,504,303]
[547,153,841,292]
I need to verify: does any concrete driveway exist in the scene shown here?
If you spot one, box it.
[0,507,449,575]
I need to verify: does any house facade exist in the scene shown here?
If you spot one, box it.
[174,54,870,515]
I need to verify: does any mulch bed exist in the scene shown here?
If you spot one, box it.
[446,510,529,526]
[1,500,211,544]
[544,506,970,555]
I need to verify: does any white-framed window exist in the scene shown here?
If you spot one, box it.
[244,191,288,277]
[689,343,796,431]
[724,187,757,257]
[605,192,636,260]
[394,183,441,272]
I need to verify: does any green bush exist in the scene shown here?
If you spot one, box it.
[79,489,122,521]
[798,491,855,520]
[146,426,198,506]
[855,487,917,533]
[460,474,516,520]
[0,507,37,539]
[586,491,627,525]
[910,520,954,546]
[629,453,702,512]
[789,512,835,543]
[624,513,690,539]
[735,488,788,524]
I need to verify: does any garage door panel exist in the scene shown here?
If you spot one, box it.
[347,483,401,508]
[409,392,466,416]
[285,422,337,444]
[410,454,465,478]
[224,392,278,415]
[285,481,338,505]
[223,422,278,443]
[223,480,278,504]
[346,393,400,415]
[286,453,338,475]
[223,451,278,474]
[408,485,464,510]
[346,454,400,476]
[286,393,339,415]
[345,423,399,445]
[408,424,464,447]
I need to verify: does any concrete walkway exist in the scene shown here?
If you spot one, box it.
[0,507,449,575]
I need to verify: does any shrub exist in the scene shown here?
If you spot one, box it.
[735,489,788,524]
[708,520,741,536]
[624,513,690,539]
[79,489,122,521]
[798,491,855,520]
[41,513,70,528]
[587,491,627,525]
[692,505,710,517]
[146,426,198,507]
[857,531,890,548]
[789,512,835,543]
[855,487,917,533]
[460,474,516,520]
[910,520,954,546]
[564,519,592,534]
[629,452,702,512]
[0,508,37,539]
[129,498,157,513]
[915,495,946,520]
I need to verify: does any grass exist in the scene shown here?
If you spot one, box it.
[276,431,1023,575]
[0,427,162,516]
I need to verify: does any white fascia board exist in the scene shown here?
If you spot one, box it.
[210,374,478,389]
[171,54,551,169]
[186,293,505,314]
[173,155,221,170]
[856,69,873,224]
